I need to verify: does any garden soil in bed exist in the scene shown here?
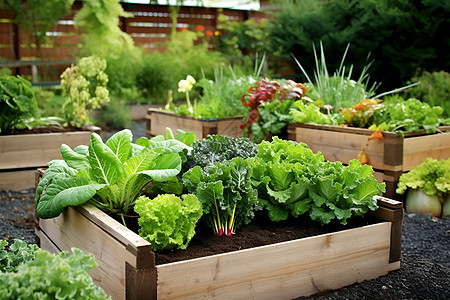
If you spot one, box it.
[1,188,449,299]
[2,126,92,135]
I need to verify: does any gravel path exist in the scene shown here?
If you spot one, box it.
[1,188,449,299]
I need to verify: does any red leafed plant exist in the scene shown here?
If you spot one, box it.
[240,77,308,130]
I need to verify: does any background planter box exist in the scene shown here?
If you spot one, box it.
[0,125,100,190]
[146,108,244,139]
[288,123,450,199]
[35,191,402,300]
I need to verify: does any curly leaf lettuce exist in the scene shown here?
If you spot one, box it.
[134,194,203,251]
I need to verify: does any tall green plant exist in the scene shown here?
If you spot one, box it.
[74,0,134,58]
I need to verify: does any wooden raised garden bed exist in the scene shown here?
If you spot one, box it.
[0,125,101,190]
[287,123,450,199]
[146,108,244,139]
[35,189,403,299]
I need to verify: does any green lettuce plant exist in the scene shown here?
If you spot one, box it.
[134,194,203,251]
[0,240,109,299]
[396,158,450,200]
[35,129,189,223]
[250,137,384,225]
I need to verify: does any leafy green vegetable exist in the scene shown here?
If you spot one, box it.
[249,137,323,222]
[251,137,384,225]
[182,157,258,236]
[0,245,109,299]
[308,160,384,225]
[183,134,257,173]
[134,194,203,251]
[0,75,40,134]
[35,129,189,220]
[290,100,335,125]
[373,97,449,135]
[0,239,39,273]
[396,158,450,201]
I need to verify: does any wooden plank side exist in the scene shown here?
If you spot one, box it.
[216,117,244,138]
[0,131,93,169]
[38,207,139,300]
[0,169,36,190]
[150,111,204,138]
[295,127,387,169]
[157,222,392,299]
[403,132,450,171]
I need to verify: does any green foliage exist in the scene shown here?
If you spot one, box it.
[0,0,74,64]
[182,157,258,236]
[0,243,109,299]
[396,158,450,200]
[74,0,134,58]
[183,134,258,173]
[251,137,384,225]
[215,13,271,56]
[35,129,189,219]
[134,194,203,251]
[290,101,336,125]
[373,97,449,134]
[293,43,379,111]
[60,56,110,127]
[93,95,131,130]
[0,75,40,133]
[250,99,294,143]
[407,70,450,117]
[268,0,450,92]
[0,239,39,273]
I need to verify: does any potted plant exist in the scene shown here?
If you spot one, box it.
[396,157,450,217]
[0,56,107,190]
[287,44,450,199]
[35,129,403,299]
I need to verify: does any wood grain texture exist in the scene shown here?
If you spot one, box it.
[156,222,392,300]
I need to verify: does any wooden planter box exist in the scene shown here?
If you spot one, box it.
[146,108,244,139]
[35,192,403,300]
[288,123,450,199]
[0,125,101,190]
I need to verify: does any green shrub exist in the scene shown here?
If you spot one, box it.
[268,0,450,92]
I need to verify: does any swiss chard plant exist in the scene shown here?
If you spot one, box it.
[134,194,203,251]
[241,77,310,143]
[35,129,190,223]
[182,157,258,236]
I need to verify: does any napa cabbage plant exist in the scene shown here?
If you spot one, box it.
[35,129,190,222]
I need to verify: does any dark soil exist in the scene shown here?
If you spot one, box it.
[1,188,449,299]
[153,212,380,265]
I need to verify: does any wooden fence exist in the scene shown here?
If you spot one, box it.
[0,1,266,82]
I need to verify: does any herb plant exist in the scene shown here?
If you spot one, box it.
[35,129,189,223]
[0,242,109,299]
[182,157,258,236]
[134,194,203,251]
